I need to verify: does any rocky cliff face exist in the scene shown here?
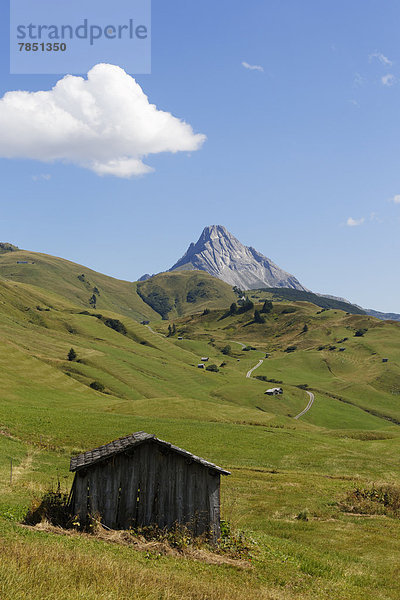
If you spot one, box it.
[169,225,306,291]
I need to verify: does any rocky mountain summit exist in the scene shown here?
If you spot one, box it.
[169,225,307,291]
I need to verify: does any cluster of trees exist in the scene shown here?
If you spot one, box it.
[167,323,177,336]
[232,286,244,297]
[104,318,127,335]
[137,285,173,320]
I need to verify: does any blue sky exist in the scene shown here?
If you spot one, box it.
[1,1,400,311]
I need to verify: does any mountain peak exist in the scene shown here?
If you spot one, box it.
[170,226,306,291]
[200,225,230,240]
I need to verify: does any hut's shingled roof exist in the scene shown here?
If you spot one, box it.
[70,431,230,475]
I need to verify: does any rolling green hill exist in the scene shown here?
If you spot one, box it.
[0,248,159,321]
[0,248,399,600]
[136,270,237,318]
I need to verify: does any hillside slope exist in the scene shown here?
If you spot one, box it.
[137,269,237,318]
[0,248,159,321]
[0,250,399,600]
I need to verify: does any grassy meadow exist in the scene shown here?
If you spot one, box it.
[0,252,399,599]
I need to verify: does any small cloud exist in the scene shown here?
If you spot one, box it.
[369,51,393,66]
[391,194,400,204]
[369,212,383,223]
[381,74,396,86]
[346,217,365,227]
[32,174,51,181]
[242,61,264,73]
[353,73,365,87]
[349,99,360,107]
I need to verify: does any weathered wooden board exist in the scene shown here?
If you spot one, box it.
[70,440,222,537]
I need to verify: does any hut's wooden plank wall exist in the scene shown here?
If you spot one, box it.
[70,441,222,539]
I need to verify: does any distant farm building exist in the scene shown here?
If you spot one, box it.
[17,261,28,264]
[197,363,205,369]
[382,358,389,363]
[140,320,150,325]
[265,387,283,396]
[339,347,346,352]
[69,432,230,540]
[177,336,183,340]
[201,357,209,362]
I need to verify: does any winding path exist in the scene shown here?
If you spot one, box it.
[246,360,263,378]
[228,340,247,349]
[294,391,315,420]
[144,324,165,337]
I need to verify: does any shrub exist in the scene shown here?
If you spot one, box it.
[340,485,400,518]
[24,489,72,528]
[221,345,231,355]
[218,520,253,559]
[284,345,297,353]
[296,510,309,521]
[90,381,105,392]
[202,308,210,315]
[355,328,368,337]
[206,364,219,372]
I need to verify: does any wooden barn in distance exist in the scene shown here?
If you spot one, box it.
[69,432,230,540]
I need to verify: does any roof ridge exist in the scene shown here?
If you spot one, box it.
[70,432,230,475]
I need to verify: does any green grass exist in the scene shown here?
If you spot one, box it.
[0,258,399,599]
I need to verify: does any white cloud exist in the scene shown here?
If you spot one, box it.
[369,212,383,223]
[346,217,365,227]
[353,73,365,87]
[369,51,393,66]
[392,194,400,204]
[242,61,264,72]
[0,64,206,178]
[32,173,51,181]
[381,73,396,86]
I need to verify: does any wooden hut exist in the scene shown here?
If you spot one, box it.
[69,431,230,540]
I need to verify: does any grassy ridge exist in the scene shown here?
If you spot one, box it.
[0,249,159,321]
[249,287,366,315]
